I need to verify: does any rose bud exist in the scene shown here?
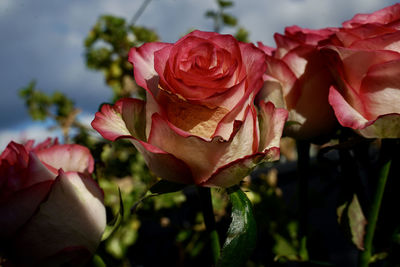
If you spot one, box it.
[0,139,106,266]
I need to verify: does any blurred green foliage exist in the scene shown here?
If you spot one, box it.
[19,80,75,122]
[19,80,80,143]
[84,15,159,101]
[205,0,249,42]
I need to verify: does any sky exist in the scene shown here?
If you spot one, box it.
[0,0,398,149]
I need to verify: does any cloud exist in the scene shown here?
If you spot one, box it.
[0,111,100,151]
[0,124,62,151]
[77,112,96,128]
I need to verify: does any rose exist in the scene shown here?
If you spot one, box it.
[321,3,400,138]
[92,30,288,188]
[257,26,338,140]
[0,139,106,266]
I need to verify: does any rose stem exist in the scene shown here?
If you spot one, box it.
[296,140,310,261]
[358,139,393,267]
[198,186,221,264]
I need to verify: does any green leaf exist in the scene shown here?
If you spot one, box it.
[217,186,257,267]
[337,194,367,250]
[222,13,237,26]
[235,27,249,43]
[149,179,188,194]
[19,80,52,121]
[217,0,234,8]
[205,10,217,18]
[101,187,124,241]
[131,26,159,43]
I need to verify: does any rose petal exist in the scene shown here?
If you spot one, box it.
[210,94,250,140]
[358,113,400,138]
[13,172,106,263]
[157,90,230,139]
[322,45,400,92]
[0,142,29,194]
[343,4,400,28]
[174,35,241,88]
[337,24,397,47]
[202,148,280,188]
[155,35,242,100]
[186,30,227,40]
[36,145,94,174]
[31,138,59,151]
[320,46,365,113]
[258,75,286,109]
[148,106,257,186]
[227,43,267,138]
[0,141,29,165]
[328,85,369,129]
[359,59,400,119]
[257,42,275,56]
[274,33,301,59]
[283,47,337,138]
[350,30,400,52]
[258,101,288,152]
[239,42,267,94]
[0,180,53,239]
[128,42,171,94]
[92,98,193,184]
[0,152,56,201]
[284,25,337,45]
[92,98,146,142]
[335,30,363,47]
[281,45,314,78]
[259,55,299,109]
[195,78,246,112]
[26,152,58,187]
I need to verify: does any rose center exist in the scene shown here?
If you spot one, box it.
[159,91,229,139]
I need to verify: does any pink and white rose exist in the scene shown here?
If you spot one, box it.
[0,139,106,266]
[322,3,400,138]
[92,30,288,188]
[258,26,338,140]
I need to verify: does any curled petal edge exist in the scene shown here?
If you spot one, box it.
[258,101,289,152]
[329,86,400,138]
[36,144,94,175]
[147,105,258,185]
[91,98,194,184]
[128,42,171,94]
[329,85,369,129]
[201,147,280,188]
[357,113,400,138]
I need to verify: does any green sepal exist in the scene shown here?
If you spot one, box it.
[217,186,257,267]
